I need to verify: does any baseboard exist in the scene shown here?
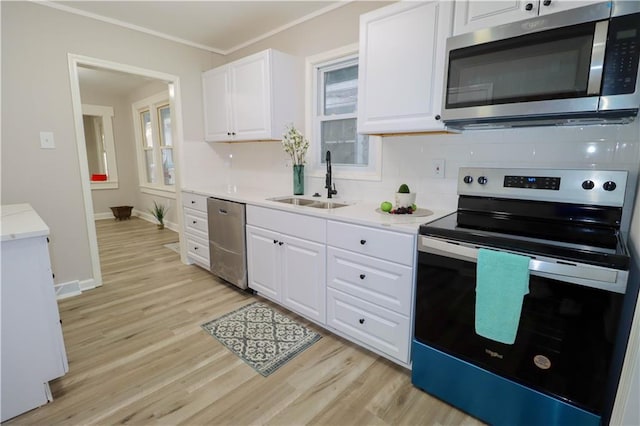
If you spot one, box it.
[55,278,99,300]
[134,209,178,232]
[80,278,99,291]
[55,280,82,299]
[94,210,177,232]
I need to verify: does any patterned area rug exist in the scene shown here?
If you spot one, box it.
[201,302,321,376]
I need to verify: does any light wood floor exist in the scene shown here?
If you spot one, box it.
[7,217,483,425]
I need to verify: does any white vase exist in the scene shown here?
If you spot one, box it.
[395,192,416,208]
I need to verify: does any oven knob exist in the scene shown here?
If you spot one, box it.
[463,175,473,184]
[581,180,595,190]
[603,181,617,191]
[478,176,488,185]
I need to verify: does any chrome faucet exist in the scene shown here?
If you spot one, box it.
[325,150,338,199]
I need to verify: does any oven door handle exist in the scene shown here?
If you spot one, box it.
[419,237,626,293]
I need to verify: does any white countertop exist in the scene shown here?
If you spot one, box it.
[183,185,453,234]
[1,204,50,242]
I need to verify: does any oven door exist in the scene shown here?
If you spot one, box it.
[415,236,624,415]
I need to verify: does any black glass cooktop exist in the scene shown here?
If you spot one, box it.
[420,212,630,270]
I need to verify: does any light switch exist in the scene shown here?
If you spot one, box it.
[40,131,55,149]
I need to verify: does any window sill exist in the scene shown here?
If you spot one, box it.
[91,181,119,190]
[140,186,176,199]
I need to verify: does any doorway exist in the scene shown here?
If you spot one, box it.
[68,54,186,292]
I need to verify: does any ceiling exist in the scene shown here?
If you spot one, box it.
[47,1,347,55]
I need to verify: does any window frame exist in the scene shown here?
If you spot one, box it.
[131,92,176,196]
[82,104,118,190]
[305,44,382,181]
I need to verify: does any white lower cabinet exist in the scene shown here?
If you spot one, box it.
[326,220,416,365]
[327,288,410,363]
[181,192,210,270]
[245,206,416,366]
[246,206,326,324]
[1,206,68,422]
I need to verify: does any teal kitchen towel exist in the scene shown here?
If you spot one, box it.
[475,248,530,345]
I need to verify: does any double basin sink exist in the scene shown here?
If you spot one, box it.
[268,196,349,210]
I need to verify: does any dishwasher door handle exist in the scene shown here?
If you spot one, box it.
[218,208,228,214]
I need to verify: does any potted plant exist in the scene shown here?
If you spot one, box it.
[395,183,416,208]
[150,201,169,229]
[282,124,309,195]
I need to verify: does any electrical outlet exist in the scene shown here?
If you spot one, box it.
[40,131,55,149]
[432,159,445,178]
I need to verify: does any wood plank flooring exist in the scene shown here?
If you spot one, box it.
[6,217,484,425]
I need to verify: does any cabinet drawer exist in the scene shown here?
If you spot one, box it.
[247,205,326,244]
[327,288,410,363]
[186,234,210,266]
[327,247,413,315]
[327,221,415,266]
[184,209,208,238]
[182,192,208,213]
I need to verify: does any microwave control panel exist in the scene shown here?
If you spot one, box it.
[602,13,640,95]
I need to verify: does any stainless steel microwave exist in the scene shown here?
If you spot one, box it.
[442,2,640,130]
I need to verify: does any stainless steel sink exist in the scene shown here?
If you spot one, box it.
[307,201,348,209]
[268,197,349,209]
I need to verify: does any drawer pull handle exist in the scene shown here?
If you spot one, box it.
[360,239,366,245]
[358,318,365,324]
[359,274,365,280]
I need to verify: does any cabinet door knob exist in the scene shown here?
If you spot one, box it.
[543,0,551,5]
[232,132,236,136]
[194,247,198,250]
[359,274,366,280]
[273,239,278,244]
[278,241,284,246]
[191,200,196,204]
[358,318,365,324]
[435,114,441,120]
[227,132,231,136]
[192,220,197,224]
[360,239,366,245]
[525,2,534,10]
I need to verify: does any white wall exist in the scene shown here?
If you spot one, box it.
[1,1,222,285]
[194,0,640,235]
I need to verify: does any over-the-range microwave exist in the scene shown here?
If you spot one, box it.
[442,1,640,130]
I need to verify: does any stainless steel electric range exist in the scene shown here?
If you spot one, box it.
[412,167,630,426]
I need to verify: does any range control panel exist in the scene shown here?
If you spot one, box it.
[504,175,561,190]
[458,167,628,207]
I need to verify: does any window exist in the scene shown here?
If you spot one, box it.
[82,104,118,190]
[307,44,381,180]
[132,92,175,194]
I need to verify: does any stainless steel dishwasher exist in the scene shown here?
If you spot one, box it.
[207,197,247,289]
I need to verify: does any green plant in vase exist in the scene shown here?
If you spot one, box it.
[282,124,309,195]
[150,201,169,229]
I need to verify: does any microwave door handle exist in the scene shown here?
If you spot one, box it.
[587,20,609,96]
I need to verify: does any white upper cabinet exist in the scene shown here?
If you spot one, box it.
[357,1,453,134]
[453,0,604,36]
[202,49,301,142]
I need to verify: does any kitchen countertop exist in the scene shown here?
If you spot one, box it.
[183,185,453,234]
[1,204,50,242]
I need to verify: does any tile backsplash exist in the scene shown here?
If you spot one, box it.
[202,121,639,231]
